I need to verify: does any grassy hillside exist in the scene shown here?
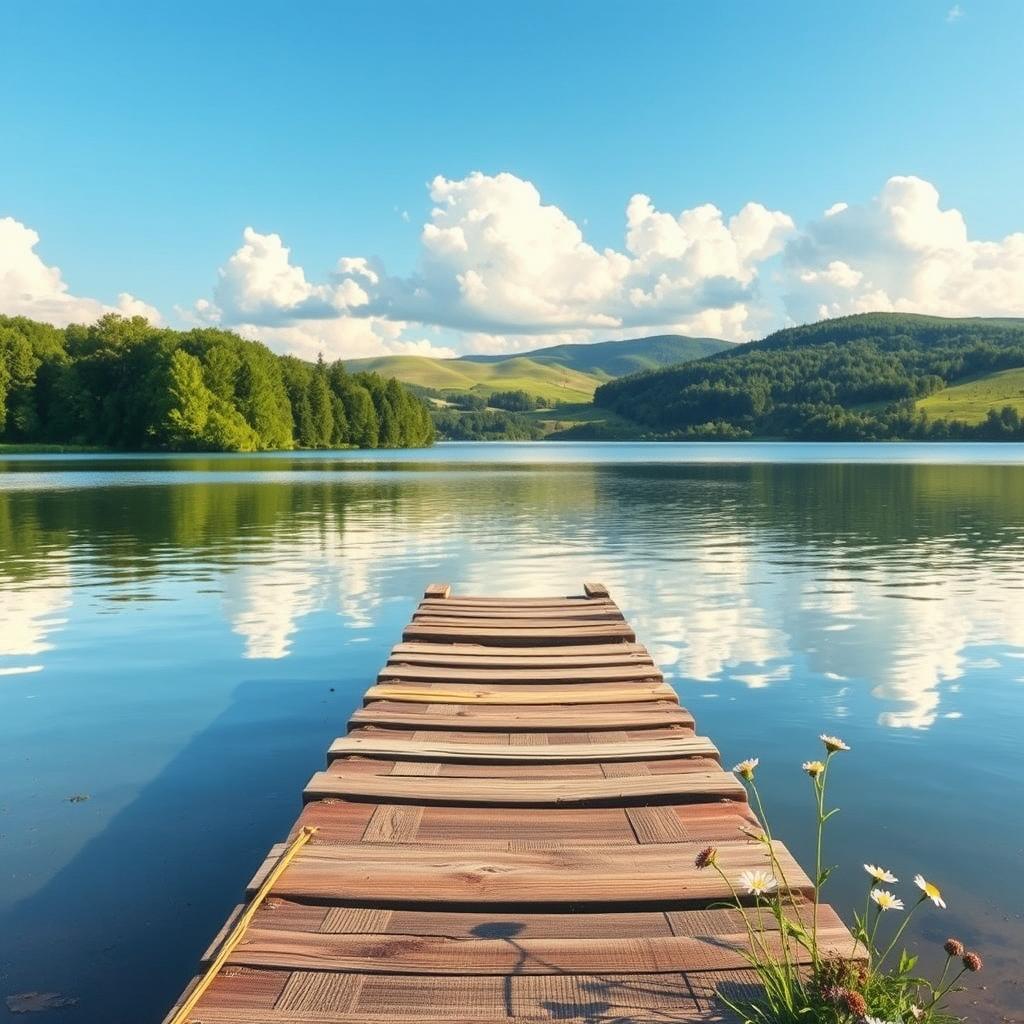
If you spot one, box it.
[346,334,729,402]
[343,355,600,402]
[916,367,1024,424]
[458,335,731,379]
[595,313,1024,440]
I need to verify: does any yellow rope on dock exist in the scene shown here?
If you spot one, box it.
[167,825,317,1024]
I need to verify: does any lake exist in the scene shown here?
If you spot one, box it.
[1,442,1022,1022]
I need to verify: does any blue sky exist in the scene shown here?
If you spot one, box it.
[2,0,1022,357]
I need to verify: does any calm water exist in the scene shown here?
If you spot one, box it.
[1,443,1023,1022]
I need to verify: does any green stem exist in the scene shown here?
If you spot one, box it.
[749,780,807,931]
[929,965,969,1009]
[853,883,874,960]
[932,953,952,1001]
[867,900,884,953]
[877,897,923,968]
[812,753,833,971]
[712,862,769,964]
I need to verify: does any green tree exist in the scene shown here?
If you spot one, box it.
[341,382,379,447]
[164,349,212,447]
[309,355,334,446]
[0,313,433,451]
[330,394,350,446]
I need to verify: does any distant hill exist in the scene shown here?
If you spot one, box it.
[345,334,731,402]
[339,354,601,404]
[458,335,731,378]
[594,313,1024,440]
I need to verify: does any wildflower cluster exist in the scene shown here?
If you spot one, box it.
[689,733,984,1022]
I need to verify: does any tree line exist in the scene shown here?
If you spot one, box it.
[0,314,434,450]
[595,313,1024,440]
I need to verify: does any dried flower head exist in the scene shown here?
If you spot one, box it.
[815,958,856,992]
[839,990,867,1016]
[864,863,898,884]
[820,984,844,1005]
[944,937,965,957]
[962,951,983,972]
[914,874,947,908]
[694,846,717,869]
[802,760,825,778]
[820,733,850,753]
[733,757,759,781]
[909,1006,925,1021]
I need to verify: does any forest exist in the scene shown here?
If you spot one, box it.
[0,314,434,451]
[595,313,1024,440]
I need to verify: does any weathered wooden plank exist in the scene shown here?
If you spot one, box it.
[258,840,811,904]
[296,800,642,847]
[228,926,853,974]
[390,641,649,659]
[412,606,624,621]
[190,1012,704,1024]
[192,995,707,1024]
[303,769,746,806]
[408,615,627,628]
[242,899,675,938]
[422,583,451,599]
[403,623,636,645]
[387,650,655,670]
[327,735,718,764]
[349,701,695,731]
[378,664,662,684]
[584,581,611,599]
[419,595,606,607]
[363,681,678,706]
[332,758,721,782]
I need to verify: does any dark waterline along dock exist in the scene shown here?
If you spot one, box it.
[166,583,852,1023]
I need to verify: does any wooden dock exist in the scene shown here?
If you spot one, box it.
[166,583,852,1023]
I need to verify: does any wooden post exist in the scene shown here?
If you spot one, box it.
[583,582,610,599]
[423,583,451,599]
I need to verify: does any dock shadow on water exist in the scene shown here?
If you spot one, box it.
[2,676,343,1024]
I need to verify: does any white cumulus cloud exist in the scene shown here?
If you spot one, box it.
[0,216,162,325]
[193,171,794,352]
[783,175,1024,324]
[7,171,1024,358]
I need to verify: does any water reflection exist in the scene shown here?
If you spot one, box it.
[2,459,1023,725]
[0,556,72,672]
[1,448,1023,1020]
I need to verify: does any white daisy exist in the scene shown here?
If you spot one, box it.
[733,757,759,780]
[864,863,898,884]
[870,889,904,912]
[738,868,778,896]
[820,733,850,752]
[914,874,946,908]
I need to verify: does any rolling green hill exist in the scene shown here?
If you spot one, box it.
[595,313,1024,440]
[345,334,731,402]
[341,354,600,403]
[458,334,730,379]
[916,366,1024,424]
